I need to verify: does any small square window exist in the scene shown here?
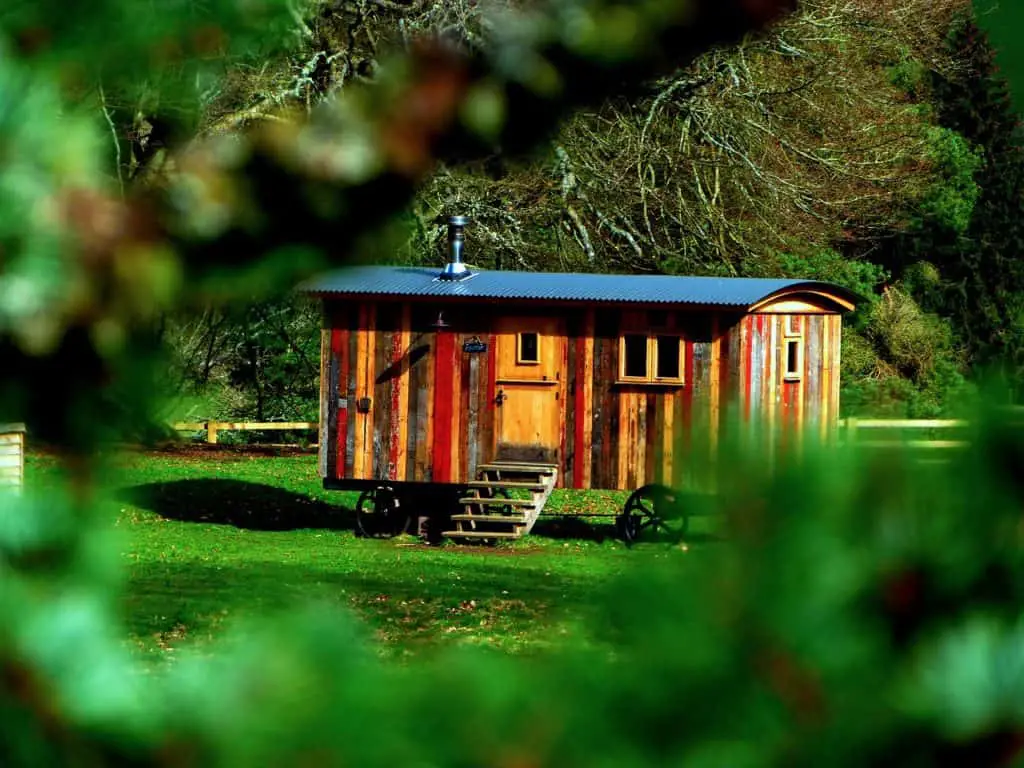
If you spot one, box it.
[517,332,539,364]
[785,315,801,337]
[618,332,684,384]
[655,336,681,380]
[784,338,803,381]
[622,334,649,379]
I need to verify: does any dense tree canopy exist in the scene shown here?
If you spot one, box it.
[135,0,1024,422]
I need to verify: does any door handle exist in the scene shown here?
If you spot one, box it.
[495,390,508,405]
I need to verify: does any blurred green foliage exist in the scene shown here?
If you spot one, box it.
[5,0,1024,765]
[7,407,1024,765]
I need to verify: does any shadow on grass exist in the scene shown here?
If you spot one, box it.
[119,479,355,532]
[531,513,725,546]
[532,516,617,542]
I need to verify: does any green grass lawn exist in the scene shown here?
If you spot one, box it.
[26,448,705,664]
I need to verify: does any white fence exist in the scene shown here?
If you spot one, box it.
[0,423,26,490]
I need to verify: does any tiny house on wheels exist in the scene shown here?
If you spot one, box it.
[300,217,858,543]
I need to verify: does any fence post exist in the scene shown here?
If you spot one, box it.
[207,421,219,445]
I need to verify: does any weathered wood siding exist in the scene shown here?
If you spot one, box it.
[318,300,842,490]
[732,312,843,451]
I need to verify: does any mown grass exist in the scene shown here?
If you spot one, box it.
[25,449,705,664]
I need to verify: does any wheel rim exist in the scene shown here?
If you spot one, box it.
[619,485,688,544]
[356,487,410,538]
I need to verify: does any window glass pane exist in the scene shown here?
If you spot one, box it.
[623,334,648,378]
[786,339,801,376]
[655,336,681,379]
[519,332,539,363]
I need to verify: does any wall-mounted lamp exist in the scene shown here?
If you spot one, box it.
[432,311,450,329]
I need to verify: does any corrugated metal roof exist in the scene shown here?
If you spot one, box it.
[298,265,860,309]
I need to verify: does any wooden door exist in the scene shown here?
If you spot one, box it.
[493,316,564,464]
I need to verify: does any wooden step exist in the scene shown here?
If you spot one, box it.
[466,480,548,491]
[450,514,529,524]
[458,497,536,507]
[476,463,557,475]
[442,530,521,540]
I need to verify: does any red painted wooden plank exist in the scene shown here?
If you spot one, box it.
[333,329,348,479]
[458,332,473,481]
[432,330,457,483]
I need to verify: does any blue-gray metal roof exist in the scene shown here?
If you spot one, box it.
[298,265,860,309]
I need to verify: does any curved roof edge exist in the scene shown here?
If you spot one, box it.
[297,266,865,312]
[746,282,862,313]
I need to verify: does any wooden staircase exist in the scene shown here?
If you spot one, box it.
[443,462,558,542]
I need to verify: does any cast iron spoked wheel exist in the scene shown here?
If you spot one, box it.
[616,484,688,545]
[356,486,411,539]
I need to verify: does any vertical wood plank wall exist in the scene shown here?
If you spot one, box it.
[318,301,843,490]
[734,312,842,453]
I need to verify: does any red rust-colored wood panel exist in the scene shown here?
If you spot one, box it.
[432,329,457,483]
[590,330,611,488]
[332,328,348,479]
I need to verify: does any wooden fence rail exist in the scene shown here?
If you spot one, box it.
[837,412,1024,450]
[171,415,1021,449]
[173,421,318,445]
[837,417,971,450]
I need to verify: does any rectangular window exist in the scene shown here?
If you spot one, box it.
[622,334,649,379]
[517,332,539,364]
[655,335,681,380]
[619,333,684,384]
[785,315,801,337]
[784,338,803,381]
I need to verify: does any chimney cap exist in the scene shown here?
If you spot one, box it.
[440,214,472,281]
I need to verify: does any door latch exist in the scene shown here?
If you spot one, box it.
[494,390,508,406]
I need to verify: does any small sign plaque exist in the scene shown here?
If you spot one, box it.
[463,337,487,354]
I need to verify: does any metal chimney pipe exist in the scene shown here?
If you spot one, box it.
[440,215,471,280]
